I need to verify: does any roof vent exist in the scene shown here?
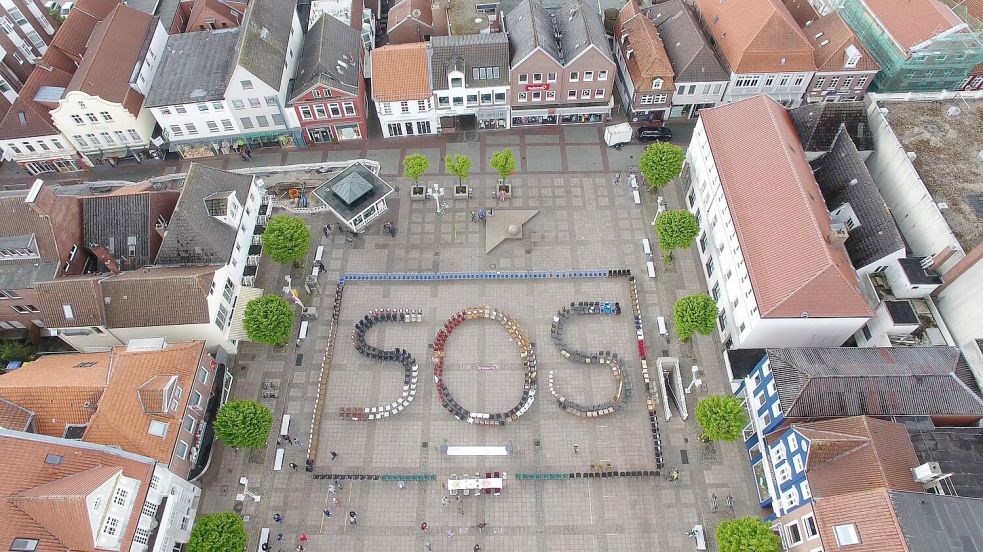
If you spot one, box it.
[848,178,858,186]
[412,8,422,17]
[947,106,961,116]
[906,151,917,161]
[912,462,943,483]
[819,39,829,47]
[779,57,786,65]
[814,32,823,38]
[800,311,809,318]
[260,26,269,39]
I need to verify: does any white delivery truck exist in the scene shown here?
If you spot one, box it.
[604,123,632,148]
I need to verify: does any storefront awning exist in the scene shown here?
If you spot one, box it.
[227,286,264,341]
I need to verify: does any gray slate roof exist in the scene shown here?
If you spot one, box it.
[789,102,875,152]
[0,262,59,290]
[156,164,254,265]
[291,13,360,102]
[905,417,983,499]
[234,0,298,90]
[430,34,510,90]
[83,194,153,269]
[766,346,983,419]
[812,126,906,269]
[144,29,240,108]
[312,163,393,222]
[555,0,611,63]
[889,491,983,552]
[646,0,729,83]
[506,0,562,64]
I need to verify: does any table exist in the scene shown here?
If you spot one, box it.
[447,477,504,491]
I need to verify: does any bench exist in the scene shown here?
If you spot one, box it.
[257,528,270,552]
[273,448,285,471]
[632,190,641,205]
[646,261,656,278]
[641,238,652,257]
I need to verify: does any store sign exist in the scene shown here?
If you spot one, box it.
[524,84,551,91]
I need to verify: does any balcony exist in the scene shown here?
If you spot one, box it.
[243,265,258,277]
[143,496,168,552]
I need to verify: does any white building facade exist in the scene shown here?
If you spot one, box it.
[430,34,511,131]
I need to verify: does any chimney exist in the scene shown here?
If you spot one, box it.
[828,223,849,247]
[927,244,957,272]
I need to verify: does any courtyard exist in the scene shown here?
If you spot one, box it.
[196,132,758,551]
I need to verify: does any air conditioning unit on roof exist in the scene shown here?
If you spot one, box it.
[912,461,942,483]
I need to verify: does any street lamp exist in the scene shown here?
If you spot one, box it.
[428,183,447,214]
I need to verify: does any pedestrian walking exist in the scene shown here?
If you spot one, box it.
[470,211,477,223]
[323,509,332,518]
[299,535,308,543]
[330,451,338,460]
[474,545,481,552]
[457,507,465,516]
[334,480,342,490]
[293,437,301,447]
[273,513,283,524]
[425,543,432,551]
[441,496,449,506]
[421,522,429,532]
[240,151,248,161]
[349,511,357,525]
[328,484,337,494]
[289,462,298,470]
[295,546,303,552]
[573,444,579,454]
[391,223,398,237]
[262,543,270,551]
[322,225,329,238]
[275,534,284,542]
[478,208,486,222]
[245,150,253,160]
[332,497,340,506]
[447,530,454,539]
[477,522,486,533]
[316,260,326,271]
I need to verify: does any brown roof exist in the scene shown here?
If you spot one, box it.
[864,0,963,51]
[0,397,34,432]
[0,64,74,140]
[805,12,880,73]
[695,0,815,73]
[0,195,60,264]
[0,352,111,436]
[84,341,205,464]
[698,95,872,319]
[37,266,216,329]
[387,0,434,32]
[136,374,174,414]
[67,4,153,113]
[812,488,908,552]
[615,2,675,91]
[371,43,431,101]
[794,416,923,498]
[36,276,107,327]
[0,432,153,552]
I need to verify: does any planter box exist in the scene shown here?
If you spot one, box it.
[410,185,427,201]
[498,184,512,199]
[454,185,470,198]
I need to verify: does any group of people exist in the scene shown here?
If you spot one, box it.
[382,221,398,237]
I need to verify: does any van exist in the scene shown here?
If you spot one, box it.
[657,316,668,337]
[60,2,73,18]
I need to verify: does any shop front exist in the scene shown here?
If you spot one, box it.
[21,156,84,175]
[669,103,714,119]
[512,103,611,127]
[168,129,305,159]
[510,109,558,127]
[476,107,509,130]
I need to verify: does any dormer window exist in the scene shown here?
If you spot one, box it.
[620,33,628,44]
[450,77,464,88]
[652,78,664,89]
[844,44,861,68]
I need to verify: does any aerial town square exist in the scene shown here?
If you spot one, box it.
[0,0,982,552]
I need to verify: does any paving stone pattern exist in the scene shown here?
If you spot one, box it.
[197,154,758,551]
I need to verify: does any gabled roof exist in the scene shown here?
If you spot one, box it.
[788,101,874,152]
[156,164,254,265]
[386,0,433,36]
[794,416,923,498]
[84,341,205,465]
[36,266,216,330]
[290,13,361,103]
[0,352,111,435]
[0,63,74,140]
[370,43,431,101]
[49,0,121,62]
[804,12,880,73]
[0,431,153,552]
[862,0,963,51]
[646,0,729,83]
[506,0,564,65]
[615,2,674,90]
[11,465,123,551]
[694,0,815,73]
[83,189,175,271]
[233,0,298,90]
[812,126,905,269]
[312,162,394,222]
[698,95,871,319]
[429,34,510,90]
[66,4,154,115]
[0,397,35,432]
[765,346,983,418]
[144,28,241,108]
[556,0,612,64]
[811,488,909,552]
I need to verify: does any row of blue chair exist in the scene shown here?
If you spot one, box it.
[339,270,616,283]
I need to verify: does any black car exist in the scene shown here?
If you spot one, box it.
[638,126,672,142]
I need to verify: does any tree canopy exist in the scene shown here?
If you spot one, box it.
[489,149,517,181]
[673,292,718,342]
[402,153,429,183]
[655,209,700,253]
[243,295,295,346]
[716,517,782,552]
[188,512,248,552]
[695,395,748,442]
[263,215,310,264]
[445,154,472,184]
[213,400,273,449]
[639,142,685,190]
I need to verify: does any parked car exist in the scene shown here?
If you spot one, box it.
[638,126,672,142]
[60,1,74,17]
[44,0,59,11]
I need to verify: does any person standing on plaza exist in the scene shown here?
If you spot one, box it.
[441,496,449,506]
[330,451,338,460]
[288,462,298,470]
[323,509,332,518]
[273,513,283,524]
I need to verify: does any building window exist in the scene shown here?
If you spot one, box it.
[241,80,254,89]
[803,514,819,539]
[114,130,127,143]
[793,74,805,87]
[813,76,825,90]
[207,121,219,132]
[213,101,224,110]
[776,464,791,483]
[466,94,478,106]
[705,258,714,277]
[827,76,839,90]
[856,75,869,89]
[197,103,209,112]
[786,522,803,545]
[265,96,278,106]
[518,74,528,84]
[841,77,854,89]
[640,95,654,105]
[148,420,168,437]
[232,99,245,109]
[100,132,114,144]
[569,71,579,82]
[343,102,356,115]
[567,90,577,99]
[584,71,594,82]
[532,73,543,83]
[547,72,557,82]
[175,106,187,114]
[652,77,663,89]
[438,96,450,107]
[71,114,84,125]
[299,106,313,120]
[451,77,464,88]
[9,539,38,551]
[400,101,409,113]
[182,414,195,433]
[176,440,189,459]
[833,524,860,545]
[185,123,198,135]
[150,475,160,489]
[779,75,790,87]
[735,76,759,88]
[102,517,120,536]
[546,90,555,100]
[494,92,506,103]
[248,98,261,108]
[160,107,171,115]
[517,92,527,102]
[598,70,608,81]
[133,528,151,546]
[113,487,129,507]
[581,89,591,99]
[256,116,269,127]
[222,120,234,131]
[141,501,158,518]
[532,91,541,102]
[595,89,605,98]
[240,117,254,129]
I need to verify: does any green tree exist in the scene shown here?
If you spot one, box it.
[489,148,517,182]
[639,142,684,190]
[213,400,273,449]
[654,209,700,262]
[695,395,748,442]
[445,153,472,185]
[48,7,64,24]
[188,512,248,552]
[673,292,718,342]
[716,516,782,552]
[402,153,430,183]
[263,215,310,265]
[243,295,295,346]
[0,340,35,363]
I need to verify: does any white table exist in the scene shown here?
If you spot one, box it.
[445,445,509,456]
[447,477,504,491]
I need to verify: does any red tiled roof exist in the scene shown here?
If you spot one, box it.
[615,2,675,92]
[0,63,74,140]
[0,432,153,552]
[387,0,433,30]
[863,0,963,51]
[67,4,153,113]
[371,43,431,101]
[698,95,872,319]
[805,12,880,73]
[695,0,815,73]
[812,488,908,552]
